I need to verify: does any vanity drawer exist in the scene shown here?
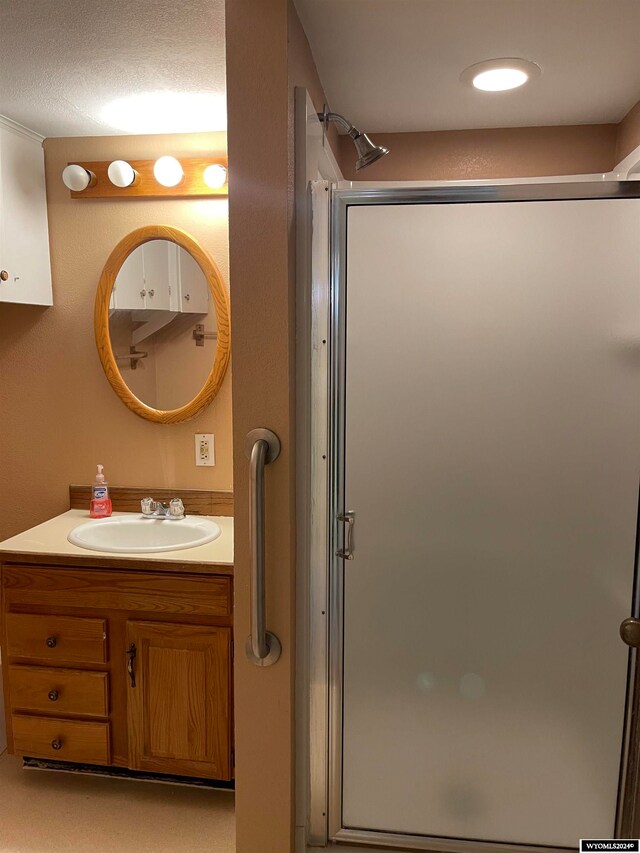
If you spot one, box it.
[6,614,107,664]
[12,714,111,764]
[8,666,109,718]
[4,567,231,617]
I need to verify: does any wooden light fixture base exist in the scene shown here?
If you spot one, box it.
[68,157,228,199]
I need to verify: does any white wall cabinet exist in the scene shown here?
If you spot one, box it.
[111,241,208,315]
[0,118,53,306]
[112,243,171,311]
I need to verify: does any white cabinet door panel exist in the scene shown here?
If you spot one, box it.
[178,248,209,314]
[0,124,52,306]
[142,241,172,310]
[112,246,145,310]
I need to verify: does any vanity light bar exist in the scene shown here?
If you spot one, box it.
[62,156,228,199]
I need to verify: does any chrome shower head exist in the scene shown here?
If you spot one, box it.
[318,108,389,171]
[352,131,390,171]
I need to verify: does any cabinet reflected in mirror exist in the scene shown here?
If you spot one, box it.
[95,226,230,423]
[109,241,216,411]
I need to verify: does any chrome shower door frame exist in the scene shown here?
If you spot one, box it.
[326,181,640,852]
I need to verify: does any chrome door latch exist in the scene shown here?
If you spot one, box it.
[337,511,355,560]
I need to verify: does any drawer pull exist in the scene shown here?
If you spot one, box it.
[51,738,62,750]
[48,690,59,702]
[126,643,137,688]
[46,636,57,649]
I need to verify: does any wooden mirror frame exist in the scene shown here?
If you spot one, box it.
[94,225,231,424]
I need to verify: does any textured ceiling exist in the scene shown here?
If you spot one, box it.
[0,0,226,137]
[294,0,640,133]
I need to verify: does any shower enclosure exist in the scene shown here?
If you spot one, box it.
[316,183,640,851]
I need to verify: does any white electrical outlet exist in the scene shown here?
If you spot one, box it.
[195,434,215,467]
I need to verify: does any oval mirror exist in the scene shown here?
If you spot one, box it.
[94,225,230,423]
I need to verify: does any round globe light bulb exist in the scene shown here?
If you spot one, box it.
[62,164,93,192]
[203,164,227,190]
[107,160,137,188]
[153,156,184,188]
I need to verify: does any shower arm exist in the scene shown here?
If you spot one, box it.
[317,105,390,172]
[318,108,361,140]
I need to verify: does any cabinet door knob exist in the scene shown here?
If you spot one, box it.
[184,293,190,301]
[148,289,155,297]
[0,270,8,282]
[51,738,62,751]
[48,690,59,702]
[46,636,57,648]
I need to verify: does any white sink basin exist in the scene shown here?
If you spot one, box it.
[68,515,222,554]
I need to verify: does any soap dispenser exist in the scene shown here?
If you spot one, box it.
[90,464,112,518]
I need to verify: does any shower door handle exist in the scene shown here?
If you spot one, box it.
[620,618,640,647]
[337,511,355,560]
[244,429,282,667]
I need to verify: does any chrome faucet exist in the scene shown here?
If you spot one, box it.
[140,497,185,519]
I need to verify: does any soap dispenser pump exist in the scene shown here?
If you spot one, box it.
[90,464,112,518]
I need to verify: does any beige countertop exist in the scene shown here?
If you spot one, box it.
[0,509,234,568]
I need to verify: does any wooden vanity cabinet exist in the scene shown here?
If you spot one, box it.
[0,561,233,782]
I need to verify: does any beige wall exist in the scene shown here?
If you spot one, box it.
[154,321,218,411]
[339,123,619,181]
[339,97,640,182]
[287,0,340,157]
[616,98,640,164]
[226,0,294,849]
[0,131,232,540]
[226,0,334,850]
[108,312,160,405]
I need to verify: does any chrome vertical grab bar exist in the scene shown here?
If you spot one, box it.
[244,428,282,667]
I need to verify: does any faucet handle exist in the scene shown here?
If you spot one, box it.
[169,498,185,518]
[141,497,155,516]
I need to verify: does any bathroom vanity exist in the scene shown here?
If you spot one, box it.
[0,489,234,783]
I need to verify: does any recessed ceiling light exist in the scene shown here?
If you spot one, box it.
[460,58,541,92]
[100,92,227,134]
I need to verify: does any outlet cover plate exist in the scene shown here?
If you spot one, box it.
[195,433,215,467]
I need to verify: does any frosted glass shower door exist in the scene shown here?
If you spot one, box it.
[340,199,640,848]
